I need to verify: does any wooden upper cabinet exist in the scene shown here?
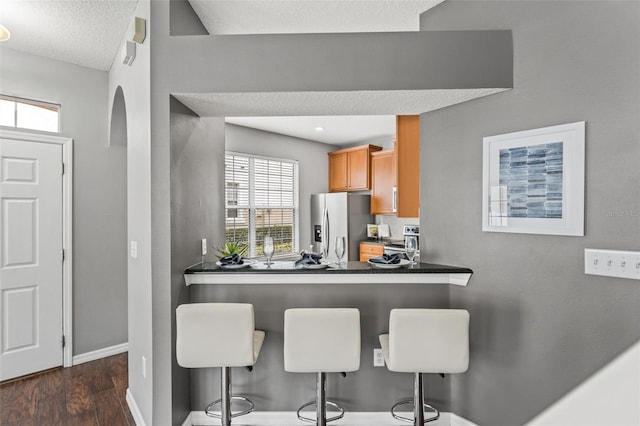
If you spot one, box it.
[395,115,420,217]
[328,151,348,192]
[328,144,382,192]
[370,150,395,215]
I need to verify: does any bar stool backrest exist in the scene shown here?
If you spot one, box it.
[176,303,256,368]
[284,308,361,373]
[389,309,469,373]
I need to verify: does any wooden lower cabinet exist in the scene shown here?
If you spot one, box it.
[359,242,384,262]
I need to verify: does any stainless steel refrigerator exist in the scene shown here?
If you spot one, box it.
[310,193,372,261]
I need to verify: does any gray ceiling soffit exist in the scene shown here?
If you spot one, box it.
[170,0,209,36]
[165,30,514,94]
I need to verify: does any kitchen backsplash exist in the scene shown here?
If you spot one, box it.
[375,215,418,240]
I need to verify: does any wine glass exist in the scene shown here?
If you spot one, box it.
[334,236,346,267]
[405,236,418,265]
[263,236,274,266]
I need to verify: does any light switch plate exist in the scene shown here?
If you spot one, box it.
[201,238,207,256]
[585,249,640,280]
[130,240,138,259]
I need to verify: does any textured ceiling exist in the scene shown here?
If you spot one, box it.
[0,0,443,70]
[174,89,507,144]
[187,0,445,35]
[226,115,397,145]
[0,0,138,71]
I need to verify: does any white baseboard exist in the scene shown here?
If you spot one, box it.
[127,388,147,426]
[186,411,477,425]
[181,412,192,426]
[72,342,128,365]
[451,412,479,426]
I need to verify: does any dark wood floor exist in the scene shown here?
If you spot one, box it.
[0,352,134,426]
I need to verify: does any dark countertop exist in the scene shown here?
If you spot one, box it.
[184,260,472,286]
[360,239,405,247]
[185,260,472,275]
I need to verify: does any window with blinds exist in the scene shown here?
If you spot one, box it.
[0,95,60,132]
[225,152,299,258]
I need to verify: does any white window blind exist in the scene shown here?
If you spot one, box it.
[0,95,60,133]
[225,152,298,258]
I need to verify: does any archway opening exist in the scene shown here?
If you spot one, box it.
[110,86,128,147]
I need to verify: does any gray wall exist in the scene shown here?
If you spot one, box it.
[0,47,128,355]
[107,0,153,421]
[225,123,338,252]
[170,98,226,424]
[420,1,640,425]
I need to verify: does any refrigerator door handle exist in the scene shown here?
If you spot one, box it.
[322,207,329,258]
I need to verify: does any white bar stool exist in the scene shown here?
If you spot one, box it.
[379,309,469,425]
[176,303,265,426]
[284,308,361,426]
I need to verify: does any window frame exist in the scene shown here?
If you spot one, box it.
[224,151,300,259]
[0,94,61,133]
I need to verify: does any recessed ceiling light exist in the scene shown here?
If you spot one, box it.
[315,127,324,132]
[0,24,10,42]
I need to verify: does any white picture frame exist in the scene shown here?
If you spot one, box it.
[482,121,585,236]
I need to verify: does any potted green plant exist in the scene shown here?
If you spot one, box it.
[214,241,248,258]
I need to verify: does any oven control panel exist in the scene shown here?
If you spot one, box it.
[403,225,420,236]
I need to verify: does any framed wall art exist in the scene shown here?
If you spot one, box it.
[482,121,585,236]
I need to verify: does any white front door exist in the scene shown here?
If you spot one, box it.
[0,138,63,381]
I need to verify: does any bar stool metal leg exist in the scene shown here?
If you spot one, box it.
[205,367,255,424]
[222,367,231,426]
[317,372,327,426]
[414,373,424,425]
[296,372,345,425]
[390,373,440,425]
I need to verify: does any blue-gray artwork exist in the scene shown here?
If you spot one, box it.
[499,142,563,218]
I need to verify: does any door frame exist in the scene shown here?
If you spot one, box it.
[0,129,73,367]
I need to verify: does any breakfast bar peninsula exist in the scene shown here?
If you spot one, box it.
[184,260,473,286]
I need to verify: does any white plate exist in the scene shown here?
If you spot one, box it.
[367,258,410,269]
[216,259,256,269]
[298,259,332,269]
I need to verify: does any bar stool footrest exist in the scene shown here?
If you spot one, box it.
[391,399,440,424]
[297,400,345,424]
[205,396,254,419]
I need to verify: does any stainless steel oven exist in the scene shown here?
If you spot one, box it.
[383,224,420,257]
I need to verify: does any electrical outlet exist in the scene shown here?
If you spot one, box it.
[201,238,207,256]
[373,348,385,367]
[585,249,640,280]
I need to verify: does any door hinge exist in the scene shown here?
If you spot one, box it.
[61,162,65,175]
[62,335,66,347]
[61,249,65,262]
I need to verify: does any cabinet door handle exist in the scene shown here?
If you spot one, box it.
[392,186,397,213]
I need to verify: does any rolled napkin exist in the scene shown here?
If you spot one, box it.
[219,254,244,266]
[369,253,406,264]
[295,252,323,267]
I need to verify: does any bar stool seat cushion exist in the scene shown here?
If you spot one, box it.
[284,308,360,373]
[176,303,264,368]
[379,309,469,373]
